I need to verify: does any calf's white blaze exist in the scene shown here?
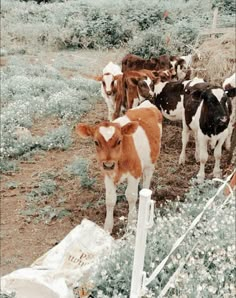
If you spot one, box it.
[144,77,152,88]
[99,126,115,142]
[212,88,224,102]
[103,74,113,92]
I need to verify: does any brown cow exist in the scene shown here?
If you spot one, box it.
[112,69,172,120]
[121,53,174,72]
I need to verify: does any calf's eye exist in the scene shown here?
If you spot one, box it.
[94,140,99,146]
[117,140,121,145]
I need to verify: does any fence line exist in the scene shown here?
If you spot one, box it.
[130,171,235,297]
[158,172,235,297]
[158,242,199,298]
[130,189,154,298]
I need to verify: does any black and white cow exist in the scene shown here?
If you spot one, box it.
[170,54,192,81]
[179,83,232,182]
[154,77,205,121]
[222,73,236,151]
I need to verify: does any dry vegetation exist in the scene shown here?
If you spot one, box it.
[192,33,235,85]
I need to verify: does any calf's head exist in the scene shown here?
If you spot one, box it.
[128,75,155,100]
[192,88,231,131]
[98,73,120,96]
[175,58,190,80]
[76,121,138,173]
[225,87,236,98]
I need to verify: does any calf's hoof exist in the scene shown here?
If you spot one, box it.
[224,140,231,151]
[197,174,205,184]
[104,220,113,234]
[213,169,222,179]
[195,153,200,162]
[178,155,185,165]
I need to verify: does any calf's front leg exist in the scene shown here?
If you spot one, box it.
[197,135,208,183]
[125,176,140,226]
[213,133,228,178]
[179,118,190,165]
[104,175,117,233]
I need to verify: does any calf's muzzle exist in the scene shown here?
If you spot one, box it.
[102,161,115,170]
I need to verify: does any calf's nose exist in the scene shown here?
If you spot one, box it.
[220,116,228,123]
[103,161,115,170]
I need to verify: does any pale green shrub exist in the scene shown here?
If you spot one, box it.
[0,293,16,298]
[0,159,18,173]
[2,0,234,54]
[65,157,96,188]
[1,57,99,159]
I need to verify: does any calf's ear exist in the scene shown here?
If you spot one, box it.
[191,89,203,100]
[113,74,121,81]
[151,70,160,77]
[129,77,139,86]
[121,121,139,135]
[93,75,103,82]
[225,88,236,98]
[75,123,94,138]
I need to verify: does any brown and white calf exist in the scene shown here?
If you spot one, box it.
[76,101,163,233]
[179,84,232,182]
[123,69,157,108]
[112,69,172,120]
[222,73,236,150]
[154,77,205,121]
[96,62,123,121]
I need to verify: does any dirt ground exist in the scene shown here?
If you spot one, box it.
[0,49,232,276]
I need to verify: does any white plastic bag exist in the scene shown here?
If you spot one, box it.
[1,219,114,298]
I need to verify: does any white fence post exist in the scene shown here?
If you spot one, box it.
[130,188,154,298]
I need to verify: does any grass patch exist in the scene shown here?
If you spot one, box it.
[20,174,71,224]
[65,157,96,189]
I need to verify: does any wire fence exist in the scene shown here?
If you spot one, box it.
[130,170,235,298]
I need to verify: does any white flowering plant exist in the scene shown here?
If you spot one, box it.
[89,179,235,297]
[0,56,99,169]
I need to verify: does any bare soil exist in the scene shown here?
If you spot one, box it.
[0,49,232,276]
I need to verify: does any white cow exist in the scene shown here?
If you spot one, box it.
[99,62,123,121]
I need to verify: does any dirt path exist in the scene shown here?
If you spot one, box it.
[0,49,232,276]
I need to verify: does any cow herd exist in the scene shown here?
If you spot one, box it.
[77,53,235,233]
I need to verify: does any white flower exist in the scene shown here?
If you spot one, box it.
[208,286,217,294]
